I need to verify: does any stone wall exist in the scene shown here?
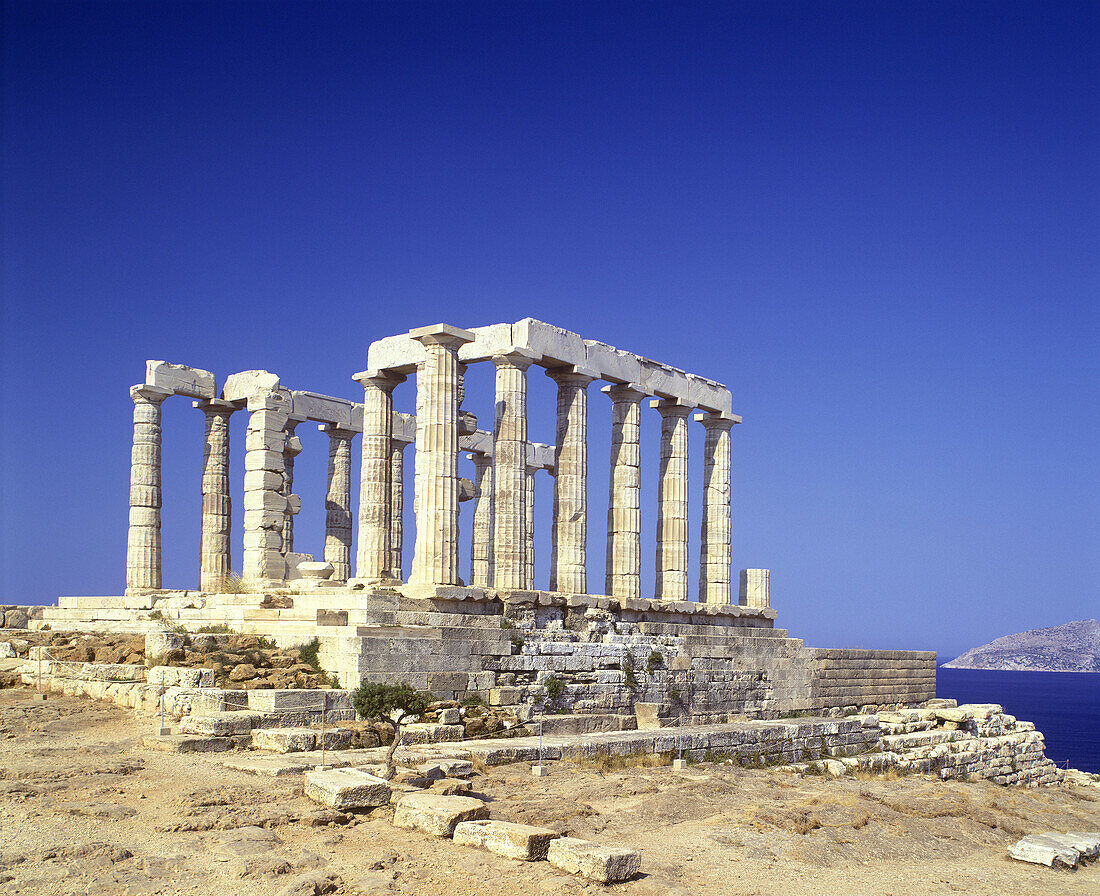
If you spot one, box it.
[1,605,45,629]
[809,648,938,712]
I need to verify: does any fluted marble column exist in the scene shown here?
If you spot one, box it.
[548,369,596,594]
[242,392,291,584]
[604,384,645,598]
[323,425,356,582]
[492,350,537,590]
[654,399,692,602]
[409,324,475,585]
[197,399,236,591]
[469,452,493,587]
[353,371,405,583]
[697,413,734,603]
[126,384,171,591]
[389,440,406,580]
[281,422,302,553]
[525,463,537,589]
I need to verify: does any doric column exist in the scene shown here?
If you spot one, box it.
[352,371,405,583]
[408,325,475,586]
[242,391,291,584]
[654,399,692,602]
[548,368,596,594]
[468,452,493,587]
[604,384,645,598]
[525,463,537,589]
[389,440,407,580]
[197,399,236,591]
[740,569,770,608]
[491,350,537,591]
[126,384,171,591]
[697,413,735,603]
[323,425,356,582]
[281,422,302,553]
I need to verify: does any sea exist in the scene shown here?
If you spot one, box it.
[937,666,1100,774]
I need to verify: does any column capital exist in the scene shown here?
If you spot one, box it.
[546,365,599,386]
[409,323,476,348]
[491,348,539,370]
[353,369,407,392]
[130,384,171,405]
[193,398,237,414]
[319,423,358,440]
[694,411,740,431]
[602,382,646,403]
[650,397,693,417]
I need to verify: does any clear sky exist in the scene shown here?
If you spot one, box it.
[2,1,1097,660]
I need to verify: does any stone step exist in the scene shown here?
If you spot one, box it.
[142,733,245,753]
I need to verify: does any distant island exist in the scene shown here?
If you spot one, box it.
[942,619,1100,672]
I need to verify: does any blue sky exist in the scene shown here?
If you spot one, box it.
[2,1,1097,659]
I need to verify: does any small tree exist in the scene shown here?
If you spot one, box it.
[352,682,431,780]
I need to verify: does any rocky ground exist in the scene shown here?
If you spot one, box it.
[1,689,1098,895]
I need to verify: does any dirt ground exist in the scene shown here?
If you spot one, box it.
[1,688,1097,896]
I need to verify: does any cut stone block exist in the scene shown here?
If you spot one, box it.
[438,708,461,724]
[252,727,316,753]
[392,792,489,837]
[436,758,474,778]
[547,837,641,883]
[147,666,214,688]
[453,819,559,861]
[181,712,263,736]
[1007,833,1083,868]
[142,734,236,753]
[146,360,216,399]
[304,768,391,810]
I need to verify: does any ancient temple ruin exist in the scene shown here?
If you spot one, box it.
[49,319,936,719]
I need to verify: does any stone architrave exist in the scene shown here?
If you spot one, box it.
[242,390,292,584]
[654,399,692,602]
[697,412,735,603]
[126,384,171,591]
[469,452,493,587]
[548,368,597,594]
[281,422,302,553]
[389,440,406,580]
[323,425,357,582]
[491,350,537,591]
[604,385,645,599]
[525,463,537,589]
[408,325,475,586]
[196,399,236,591]
[353,371,405,583]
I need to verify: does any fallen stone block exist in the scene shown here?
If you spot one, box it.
[454,819,559,861]
[547,837,640,883]
[392,793,489,837]
[181,712,263,736]
[1007,833,1082,868]
[1063,831,1100,860]
[432,777,472,795]
[253,727,317,753]
[304,768,391,811]
[436,758,474,778]
[399,723,465,745]
[142,734,236,753]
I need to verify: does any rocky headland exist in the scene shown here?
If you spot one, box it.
[943,619,1100,672]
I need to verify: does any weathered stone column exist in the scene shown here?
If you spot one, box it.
[242,391,292,585]
[352,371,405,583]
[604,384,645,598]
[740,569,770,608]
[697,413,735,603]
[408,325,475,586]
[196,399,236,591]
[491,350,537,591]
[323,425,356,582]
[525,463,537,589]
[468,451,493,587]
[389,440,407,580]
[126,384,171,591]
[281,422,302,553]
[654,399,692,602]
[548,368,596,594]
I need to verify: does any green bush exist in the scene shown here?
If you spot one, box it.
[646,650,664,674]
[621,655,637,688]
[299,637,322,671]
[544,674,565,704]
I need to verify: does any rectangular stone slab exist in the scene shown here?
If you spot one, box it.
[391,793,488,836]
[547,837,641,883]
[453,819,559,861]
[304,768,391,810]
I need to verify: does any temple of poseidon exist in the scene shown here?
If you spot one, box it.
[39,319,937,719]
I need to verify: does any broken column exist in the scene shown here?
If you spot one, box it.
[281,422,302,553]
[654,399,691,602]
[126,384,171,591]
[698,413,735,603]
[323,425,356,582]
[492,350,537,591]
[389,439,407,580]
[604,385,645,599]
[469,451,493,587]
[548,368,596,594]
[408,325,475,586]
[353,371,405,583]
[740,569,770,608]
[196,399,236,591]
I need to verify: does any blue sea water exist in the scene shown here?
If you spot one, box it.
[937,667,1100,774]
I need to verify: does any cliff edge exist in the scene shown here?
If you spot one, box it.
[942,619,1100,672]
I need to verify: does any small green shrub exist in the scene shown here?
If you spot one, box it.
[299,637,322,671]
[460,694,484,708]
[544,674,565,704]
[511,634,525,652]
[621,655,637,688]
[197,623,232,634]
[646,650,664,674]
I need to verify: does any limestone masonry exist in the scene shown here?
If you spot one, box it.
[32,319,944,722]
